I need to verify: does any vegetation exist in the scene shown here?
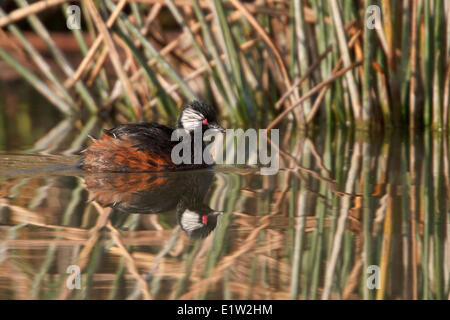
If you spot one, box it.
[0,0,449,301]
[0,0,448,130]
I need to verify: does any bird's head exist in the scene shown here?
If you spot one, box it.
[177,199,223,239]
[177,101,225,133]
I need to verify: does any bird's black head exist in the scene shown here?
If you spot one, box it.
[176,192,223,239]
[177,101,225,133]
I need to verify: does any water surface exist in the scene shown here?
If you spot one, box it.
[0,105,448,300]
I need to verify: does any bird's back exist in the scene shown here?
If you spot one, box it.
[78,122,178,172]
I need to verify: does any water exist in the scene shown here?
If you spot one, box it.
[0,90,449,299]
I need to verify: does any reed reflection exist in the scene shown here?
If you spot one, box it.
[83,170,222,239]
[0,124,449,300]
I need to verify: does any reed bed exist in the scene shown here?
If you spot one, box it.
[0,126,448,300]
[0,0,449,301]
[0,0,448,130]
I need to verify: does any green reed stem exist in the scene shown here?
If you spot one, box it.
[423,0,434,127]
[15,0,98,114]
[423,129,433,299]
[105,0,196,102]
[192,0,238,114]
[432,0,444,130]
[0,48,73,115]
[211,0,251,123]
[362,0,375,126]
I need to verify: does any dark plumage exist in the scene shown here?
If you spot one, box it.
[78,101,224,172]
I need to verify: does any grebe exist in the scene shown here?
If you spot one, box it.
[78,101,224,172]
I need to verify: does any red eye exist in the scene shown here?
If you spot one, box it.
[202,119,208,125]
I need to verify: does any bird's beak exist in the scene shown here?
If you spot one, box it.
[208,123,226,133]
[212,211,224,216]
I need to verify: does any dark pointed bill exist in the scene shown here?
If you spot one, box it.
[208,123,226,133]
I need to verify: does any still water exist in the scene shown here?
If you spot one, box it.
[0,88,449,300]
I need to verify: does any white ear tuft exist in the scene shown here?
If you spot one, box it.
[181,108,203,131]
[180,209,203,232]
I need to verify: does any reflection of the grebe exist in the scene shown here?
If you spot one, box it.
[83,170,223,239]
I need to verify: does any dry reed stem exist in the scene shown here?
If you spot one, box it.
[376,184,394,300]
[443,67,449,128]
[0,0,69,28]
[64,0,127,89]
[266,60,363,130]
[305,30,361,124]
[2,236,188,249]
[342,257,363,299]
[86,45,109,87]
[143,39,257,108]
[127,226,180,299]
[58,203,112,299]
[329,0,362,121]
[140,3,162,36]
[0,199,83,233]
[106,220,152,300]
[375,21,389,56]
[266,135,359,198]
[409,132,418,299]
[275,45,333,110]
[0,28,26,58]
[228,0,291,94]
[85,0,142,119]
[321,141,362,299]
[409,0,418,129]
[305,139,333,180]
[115,0,318,23]
[306,58,344,124]
[306,84,329,124]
